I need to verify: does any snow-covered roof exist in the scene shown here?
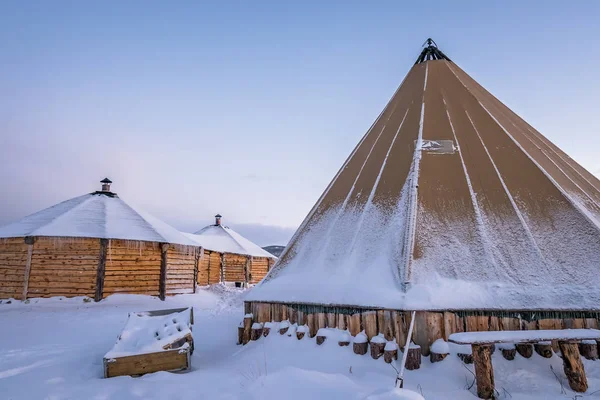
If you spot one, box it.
[247,53,600,311]
[184,225,275,258]
[0,192,198,246]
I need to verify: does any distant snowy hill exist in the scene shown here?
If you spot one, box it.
[262,245,285,257]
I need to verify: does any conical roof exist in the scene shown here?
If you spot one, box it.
[184,223,275,259]
[0,191,197,246]
[247,41,600,311]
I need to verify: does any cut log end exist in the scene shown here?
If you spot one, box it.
[458,352,473,364]
[262,327,271,337]
[430,352,448,363]
[384,349,398,364]
[534,343,553,358]
[250,328,263,341]
[279,327,289,335]
[338,341,350,347]
[316,336,326,345]
[406,346,422,370]
[353,342,368,355]
[516,344,533,359]
[579,342,598,361]
[370,342,385,360]
[501,348,516,361]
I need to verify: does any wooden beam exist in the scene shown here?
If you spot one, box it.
[22,236,35,301]
[472,344,495,399]
[219,253,224,283]
[559,341,588,393]
[94,239,108,302]
[244,256,251,287]
[159,243,169,301]
[193,248,200,293]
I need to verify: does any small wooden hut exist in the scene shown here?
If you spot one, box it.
[184,215,276,287]
[0,179,201,301]
[244,40,600,355]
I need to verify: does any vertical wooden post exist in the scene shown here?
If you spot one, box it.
[159,243,169,301]
[94,238,108,302]
[244,256,251,287]
[206,249,211,285]
[317,313,327,330]
[219,253,225,283]
[281,305,288,321]
[559,341,588,393]
[362,311,377,340]
[193,247,200,293]
[337,313,346,330]
[242,314,253,345]
[472,344,495,399]
[22,236,35,301]
[393,311,407,349]
[348,313,361,336]
[307,314,317,337]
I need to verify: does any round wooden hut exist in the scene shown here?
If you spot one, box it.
[184,215,276,287]
[0,179,201,301]
[244,40,600,355]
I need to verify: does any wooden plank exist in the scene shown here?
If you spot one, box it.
[393,311,407,348]
[104,348,190,378]
[21,238,34,300]
[95,239,108,302]
[362,311,377,340]
[412,311,430,356]
[159,244,168,301]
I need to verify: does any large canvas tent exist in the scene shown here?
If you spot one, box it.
[245,40,600,354]
[0,179,200,300]
[184,215,276,286]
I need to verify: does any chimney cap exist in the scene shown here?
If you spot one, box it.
[101,178,112,184]
[215,213,222,218]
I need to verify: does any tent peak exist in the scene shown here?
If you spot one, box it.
[415,38,452,64]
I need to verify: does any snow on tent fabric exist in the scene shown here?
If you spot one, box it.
[243,39,600,354]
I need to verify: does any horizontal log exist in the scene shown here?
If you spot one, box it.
[28,282,96,289]
[104,279,159,286]
[28,276,95,283]
[103,288,159,295]
[30,263,98,270]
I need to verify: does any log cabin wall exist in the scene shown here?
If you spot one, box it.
[196,250,222,286]
[223,253,247,283]
[250,257,269,284]
[0,238,29,299]
[29,237,100,298]
[103,239,161,297]
[244,302,600,355]
[165,246,197,295]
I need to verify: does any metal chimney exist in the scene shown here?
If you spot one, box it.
[101,178,112,192]
[215,214,222,226]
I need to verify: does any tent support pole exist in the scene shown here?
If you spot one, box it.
[396,311,416,389]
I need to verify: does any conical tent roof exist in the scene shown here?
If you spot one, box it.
[184,224,275,259]
[247,41,600,311]
[0,192,197,247]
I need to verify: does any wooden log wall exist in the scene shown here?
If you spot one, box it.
[244,302,600,355]
[28,237,100,298]
[223,253,247,283]
[103,240,161,297]
[250,257,269,284]
[0,238,29,299]
[165,246,196,295]
[196,250,222,286]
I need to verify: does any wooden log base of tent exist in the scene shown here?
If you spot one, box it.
[458,352,473,364]
[430,352,448,363]
[316,335,326,345]
[338,339,350,347]
[384,348,398,364]
[251,324,263,341]
[242,315,252,345]
[516,344,533,358]
[237,325,244,345]
[579,341,598,360]
[534,342,553,358]
[279,326,289,335]
[405,346,422,370]
[559,341,588,393]
[370,341,385,360]
[262,326,271,337]
[501,348,516,361]
[353,341,368,356]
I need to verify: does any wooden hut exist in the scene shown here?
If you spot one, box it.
[244,40,600,354]
[0,179,201,301]
[184,215,276,287]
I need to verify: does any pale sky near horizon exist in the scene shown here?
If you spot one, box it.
[1,1,599,246]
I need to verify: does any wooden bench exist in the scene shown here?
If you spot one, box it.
[449,329,600,399]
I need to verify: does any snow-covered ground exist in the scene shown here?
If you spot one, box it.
[0,286,599,399]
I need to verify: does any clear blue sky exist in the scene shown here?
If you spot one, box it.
[1,1,599,245]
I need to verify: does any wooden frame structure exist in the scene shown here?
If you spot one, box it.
[103,307,194,378]
[0,237,200,301]
[196,249,275,287]
[243,302,600,356]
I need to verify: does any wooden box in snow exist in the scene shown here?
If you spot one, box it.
[103,307,194,378]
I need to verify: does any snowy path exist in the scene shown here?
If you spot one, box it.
[0,288,598,399]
